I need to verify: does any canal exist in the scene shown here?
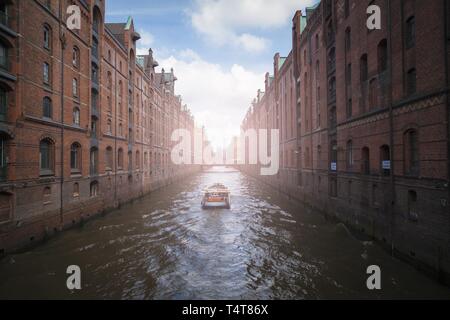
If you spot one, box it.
[0,168,449,299]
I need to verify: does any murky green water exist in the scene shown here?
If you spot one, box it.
[0,168,449,299]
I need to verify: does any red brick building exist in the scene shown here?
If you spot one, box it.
[0,0,200,254]
[242,0,450,283]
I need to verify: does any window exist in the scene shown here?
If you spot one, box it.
[107,96,112,111]
[70,143,81,172]
[43,25,51,50]
[91,116,98,138]
[72,78,78,97]
[0,87,7,120]
[91,65,99,84]
[0,42,8,70]
[73,107,80,125]
[407,68,416,95]
[0,136,7,181]
[328,77,336,101]
[345,28,351,52]
[361,147,370,175]
[73,183,79,197]
[380,145,391,176]
[0,3,9,27]
[315,34,319,51]
[106,147,113,170]
[107,119,112,133]
[406,16,415,48]
[43,62,50,85]
[378,39,388,73]
[344,0,350,18]
[90,147,98,175]
[119,123,123,136]
[90,181,99,197]
[107,72,112,89]
[346,98,352,118]
[43,97,52,118]
[118,148,124,169]
[72,47,79,68]
[346,140,353,169]
[404,129,419,176]
[39,138,54,175]
[408,190,418,221]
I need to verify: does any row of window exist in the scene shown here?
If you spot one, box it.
[330,128,419,176]
[40,139,169,176]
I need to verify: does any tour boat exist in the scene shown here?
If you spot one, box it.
[201,183,231,209]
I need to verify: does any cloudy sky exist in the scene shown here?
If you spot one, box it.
[106,0,317,148]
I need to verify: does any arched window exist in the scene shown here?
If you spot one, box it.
[119,123,123,136]
[380,145,391,176]
[43,97,52,118]
[39,138,54,175]
[406,16,415,48]
[43,24,51,50]
[361,147,370,175]
[346,140,353,169]
[344,0,350,18]
[106,146,113,170]
[73,183,79,197]
[72,78,78,97]
[107,119,112,133]
[73,107,80,126]
[118,80,123,97]
[117,148,124,169]
[407,68,416,95]
[408,190,418,221]
[345,27,351,52]
[70,142,81,172]
[90,181,99,197]
[404,129,419,176]
[90,147,98,175]
[43,62,50,84]
[378,39,388,73]
[72,46,80,68]
[107,71,112,89]
[91,116,98,138]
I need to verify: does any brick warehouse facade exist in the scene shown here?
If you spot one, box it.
[241,0,450,284]
[0,0,201,254]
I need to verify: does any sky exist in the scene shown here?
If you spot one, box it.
[106,0,318,148]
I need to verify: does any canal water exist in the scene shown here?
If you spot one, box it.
[0,168,449,299]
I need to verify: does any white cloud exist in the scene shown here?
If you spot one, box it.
[190,0,316,53]
[157,50,265,148]
[136,29,154,55]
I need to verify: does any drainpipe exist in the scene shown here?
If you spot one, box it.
[59,0,66,225]
[387,0,396,254]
